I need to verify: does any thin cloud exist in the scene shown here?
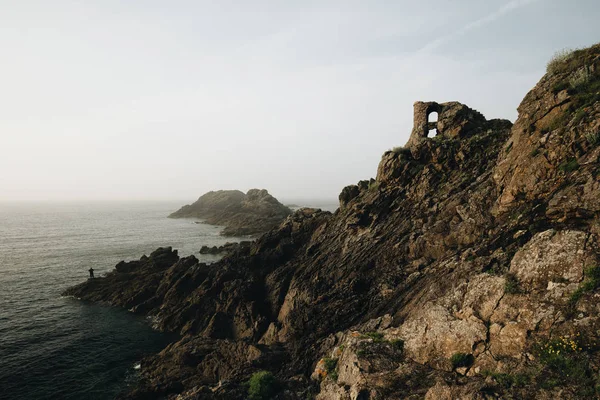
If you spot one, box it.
[419,0,542,53]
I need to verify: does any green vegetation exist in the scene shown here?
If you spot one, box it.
[573,108,587,125]
[534,335,592,391]
[248,371,278,400]
[569,265,600,306]
[390,339,404,351]
[368,180,380,191]
[545,46,599,76]
[585,130,600,146]
[450,352,474,369]
[529,148,540,157]
[480,333,599,395]
[546,48,575,74]
[484,264,503,275]
[568,72,600,115]
[481,370,530,388]
[551,80,570,94]
[392,146,412,156]
[568,76,600,111]
[505,142,513,153]
[569,66,592,89]
[544,45,600,147]
[355,335,405,359]
[504,273,520,294]
[558,158,579,173]
[323,357,338,381]
[362,331,385,342]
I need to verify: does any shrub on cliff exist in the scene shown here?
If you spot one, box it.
[248,371,278,400]
[391,146,411,156]
[547,48,575,74]
[533,335,594,394]
[569,265,600,305]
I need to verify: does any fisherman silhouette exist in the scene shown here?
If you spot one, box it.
[89,268,95,279]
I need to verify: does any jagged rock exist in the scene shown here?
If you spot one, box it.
[199,241,252,255]
[169,189,292,236]
[338,185,360,208]
[65,43,600,399]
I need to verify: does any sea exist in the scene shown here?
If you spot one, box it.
[0,201,248,400]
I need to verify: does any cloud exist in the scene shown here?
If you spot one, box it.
[418,0,542,53]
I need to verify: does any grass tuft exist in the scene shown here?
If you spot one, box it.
[547,48,575,74]
[504,273,520,294]
[569,265,600,306]
[450,352,474,369]
[585,130,600,146]
[481,370,530,388]
[361,331,385,342]
[323,357,338,381]
[558,158,580,173]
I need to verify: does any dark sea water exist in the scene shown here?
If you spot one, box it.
[0,202,244,400]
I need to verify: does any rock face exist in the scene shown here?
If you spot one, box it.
[199,241,252,255]
[65,43,600,399]
[169,189,292,236]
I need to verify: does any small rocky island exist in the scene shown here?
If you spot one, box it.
[65,44,600,399]
[169,189,292,236]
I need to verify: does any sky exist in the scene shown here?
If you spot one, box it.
[1,0,599,203]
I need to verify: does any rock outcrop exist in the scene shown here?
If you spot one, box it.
[65,43,600,399]
[169,189,292,236]
[199,241,252,255]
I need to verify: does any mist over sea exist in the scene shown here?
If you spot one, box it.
[0,201,250,400]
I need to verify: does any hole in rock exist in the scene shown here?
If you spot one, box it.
[427,111,439,137]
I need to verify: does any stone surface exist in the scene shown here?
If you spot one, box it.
[509,229,591,291]
[169,189,292,236]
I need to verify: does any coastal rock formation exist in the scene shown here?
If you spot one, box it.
[199,241,252,255]
[169,189,292,236]
[65,43,600,399]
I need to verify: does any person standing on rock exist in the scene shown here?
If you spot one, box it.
[88,268,94,279]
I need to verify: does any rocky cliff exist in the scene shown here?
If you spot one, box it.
[169,189,292,236]
[65,43,600,399]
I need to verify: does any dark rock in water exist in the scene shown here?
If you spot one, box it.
[66,43,600,399]
[198,245,219,254]
[63,247,183,312]
[169,189,292,237]
[199,241,252,255]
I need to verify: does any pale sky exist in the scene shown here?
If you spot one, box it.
[1,0,599,202]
